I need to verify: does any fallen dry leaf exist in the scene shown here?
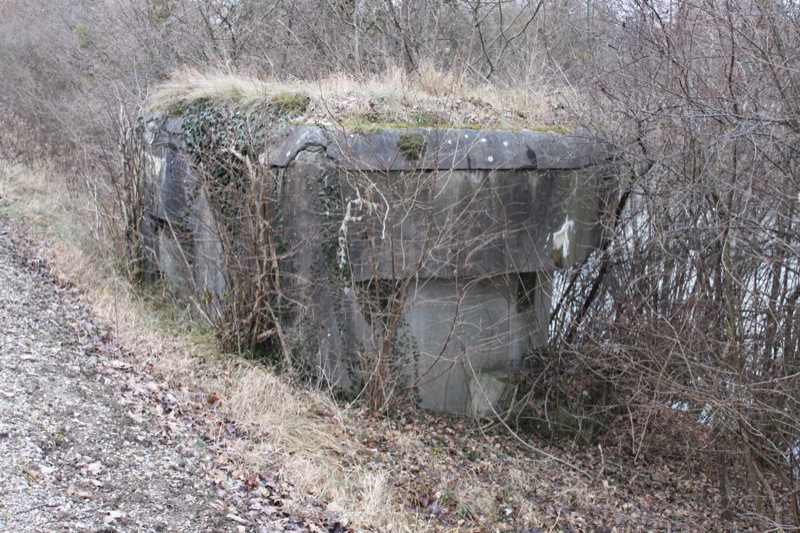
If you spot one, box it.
[67,487,94,500]
[226,513,249,525]
[244,474,259,490]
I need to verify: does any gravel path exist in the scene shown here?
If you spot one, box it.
[0,222,338,532]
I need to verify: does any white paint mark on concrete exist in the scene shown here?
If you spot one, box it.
[552,218,575,259]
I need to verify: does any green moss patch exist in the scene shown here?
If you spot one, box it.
[271,91,310,113]
[397,133,427,161]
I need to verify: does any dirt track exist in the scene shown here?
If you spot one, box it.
[0,221,334,532]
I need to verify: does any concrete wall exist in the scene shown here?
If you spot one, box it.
[137,113,615,416]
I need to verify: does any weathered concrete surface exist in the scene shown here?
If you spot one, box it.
[400,277,531,414]
[341,167,602,281]
[327,128,612,171]
[137,117,615,415]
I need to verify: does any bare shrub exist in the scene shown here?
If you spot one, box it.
[546,0,800,526]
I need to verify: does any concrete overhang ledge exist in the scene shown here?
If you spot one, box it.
[259,125,614,172]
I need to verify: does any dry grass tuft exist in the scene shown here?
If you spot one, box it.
[0,159,71,231]
[147,68,288,111]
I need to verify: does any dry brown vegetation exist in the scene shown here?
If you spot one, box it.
[145,67,561,132]
[2,0,800,530]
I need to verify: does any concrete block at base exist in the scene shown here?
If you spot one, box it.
[401,277,530,413]
[157,230,192,293]
[468,372,512,418]
[188,189,227,306]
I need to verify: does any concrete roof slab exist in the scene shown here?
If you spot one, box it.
[326,128,612,171]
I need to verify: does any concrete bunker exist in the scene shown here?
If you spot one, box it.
[137,113,614,416]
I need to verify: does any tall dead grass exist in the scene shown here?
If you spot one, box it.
[147,65,559,131]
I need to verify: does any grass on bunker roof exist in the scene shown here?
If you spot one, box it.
[146,66,570,133]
